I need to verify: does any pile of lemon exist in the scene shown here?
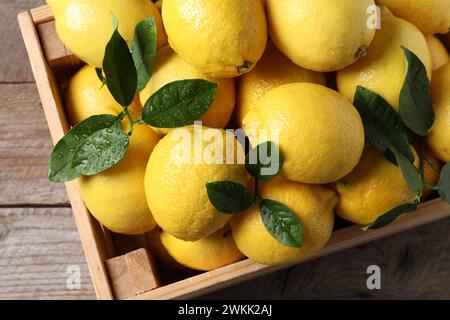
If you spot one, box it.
[47,0,450,271]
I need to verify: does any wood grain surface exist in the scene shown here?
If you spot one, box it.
[1,0,450,300]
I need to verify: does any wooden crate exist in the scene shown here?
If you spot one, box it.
[18,5,450,300]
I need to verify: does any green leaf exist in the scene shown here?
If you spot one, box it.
[142,79,218,128]
[395,150,424,195]
[103,23,137,107]
[71,126,130,176]
[245,141,284,181]
[95,68,105,84]
[354,86,414,163]
[399,46,434,136]
[131,17,157,91]
[437,163,450,204]
[259,199,303,248]
[48,115,117,182]
[363,203,418,230]
[206,181,254,214]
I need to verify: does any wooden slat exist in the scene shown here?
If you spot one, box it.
[0,207,95,300]
[132,199,450,300]
[105,249,160,300]
[37,21,82,69]
[18,11,113,300]
[30,5,53,25]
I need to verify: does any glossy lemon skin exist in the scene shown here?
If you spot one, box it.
[79,124,160,235]
[337,14,432,111]
[426,36,449,71]
[334,146,419,226]
[47,0,167,67]
[162,0,267,78]
[427,63,450,162]
[145,126,248,241]
[139,46,235,134]
[243,83,365,184]
[231,177,337,266]
[65,65,142,126]
[376,0,450,35]
[160,226,244,271]
[236,42,325,128]
[266,0,376,72]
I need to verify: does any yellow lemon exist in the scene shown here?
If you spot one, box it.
[236,42,325,128]
[427,63,450,162]
[231,177,337,266]
[160,226,244,271]
[146,228,195,276]
[162,0,267,78]
[79,123,160,235]
[243,83,365,184]
[426,36,449,71]
[47,0,167,67]
[145,126,247,241]
[265,0,376,72]
[337,12,432,111]
[140,46,235,134]
[334,145,419,226]
[66,65,142,126]
[375,0,450,35]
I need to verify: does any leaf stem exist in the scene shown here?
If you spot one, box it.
[123,107,135,136]
[254,178,259,202]
[133,119,145,125]
[425,184,439,191]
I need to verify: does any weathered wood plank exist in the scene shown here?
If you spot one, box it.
[0,0,45,82]
[0,83,69,205]
[0,207,95,300]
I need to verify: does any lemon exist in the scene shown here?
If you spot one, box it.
[79,123,160,235]
[162,0,267,78]
[145,126,247,241]
[140,46,235,134]
[160,226,244,271]
[146,228,194,275]
[66,65,142,126]
[236,42,326,128]
[427,36,449,71]
[427,63,450,162]
[337,12,432,111]
[230,177,337,266]
[243,83,365,184]
[334,145,419,226]
[265,0,375,72]
[47,0,167,67]
[375,0,450,35]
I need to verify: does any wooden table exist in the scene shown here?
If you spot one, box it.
[1,0,450,300]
